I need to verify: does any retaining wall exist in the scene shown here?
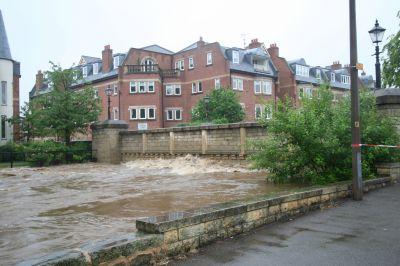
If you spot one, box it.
[19,163,400,266]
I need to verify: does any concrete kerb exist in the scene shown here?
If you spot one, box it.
[18,166,400,265]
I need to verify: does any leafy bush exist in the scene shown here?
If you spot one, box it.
[191,88,245,124]
[249,86,399,185]
[24,141,67,166]
[0,142,25,162]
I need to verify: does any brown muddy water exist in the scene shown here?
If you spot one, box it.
[0,156,296,265]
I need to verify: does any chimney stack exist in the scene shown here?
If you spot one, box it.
[197,36,205,47]
[102,45,113,73]
[247,38,262,49]
[331,61,342,70]
[35,70,43,91]
[267,43,279,57]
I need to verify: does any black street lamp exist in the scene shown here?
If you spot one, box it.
[105,87,112,120]
[368,19,386,89]
[204,95,210,122]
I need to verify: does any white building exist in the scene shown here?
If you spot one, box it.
[0,9,20,143]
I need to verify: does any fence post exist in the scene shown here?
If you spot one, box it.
[10,151,14,168]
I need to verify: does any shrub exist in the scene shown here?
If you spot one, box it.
[0,142,25,162]
[249,86,399,185]
[24,141,67,167]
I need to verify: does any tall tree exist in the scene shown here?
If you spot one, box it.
[382,11,400,88]
[36,63,101,145]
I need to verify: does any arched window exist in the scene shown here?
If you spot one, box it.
[141,58,156,72]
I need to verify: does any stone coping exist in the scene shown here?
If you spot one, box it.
[91,120,129,130]
[120,122,262,135]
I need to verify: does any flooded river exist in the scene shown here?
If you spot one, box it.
[0,156,295,265]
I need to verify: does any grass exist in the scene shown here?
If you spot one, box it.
[0,161,30,168]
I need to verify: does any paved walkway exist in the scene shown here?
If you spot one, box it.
[171,183,400,266]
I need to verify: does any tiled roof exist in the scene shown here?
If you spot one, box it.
[0,9,12,60]
[141,44,174,55]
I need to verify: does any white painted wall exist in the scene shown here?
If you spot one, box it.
[0,58,14,143]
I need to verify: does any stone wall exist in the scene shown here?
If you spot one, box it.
[375,88,400,134]
[119,122,266,162]
[20,164,400,266]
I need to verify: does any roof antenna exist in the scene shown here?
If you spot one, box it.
[241,33,248,48]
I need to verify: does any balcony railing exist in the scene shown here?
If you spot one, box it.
[125,64,180,78]
[253,64,269,72]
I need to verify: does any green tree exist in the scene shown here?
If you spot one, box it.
[382,11,400,87]
[36,63,101,146]
[191,88,245,124]
[249,86,399,185]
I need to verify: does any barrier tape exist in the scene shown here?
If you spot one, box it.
[351,144,400,148]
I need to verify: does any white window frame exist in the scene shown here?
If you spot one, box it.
[113,84,118,95]
[175,109,182,120]
[240,103,245,110]
[113,107,119,120]
[129,107,156,120]
[113,56,120,69]
[174,85,181,95]
[176,59,184,71]
[94,89,99,99]
[206,52,213,65]
[341,75,350,84]
[130,108,137,120]
[166,108,183,121]
[1,115,6,139]
[306,87,313,98]
[139,108,147,119]
[232,50,239,64]
[262,81,272,95]
[192,83,197,94]
[93,63,99,75]
[148,81,155,93]
[255,104,263,119]
[166,85,174,96]
[316,69,321,79]
[188,57,194,69]
[130,81,137,93]
[299,88,304,99]
[215,78,221,89]
[254,81,261,94]
[166,109,174,121]
[1,81,6,105]
[197,81,203,93]
[147,108,156,119]
[331,72,336,82]
[232,78,243,91]
[295,65,309,77]
[82,66,88,77]
[139,81,146,93]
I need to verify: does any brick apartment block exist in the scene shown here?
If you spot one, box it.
[30,38,374,131]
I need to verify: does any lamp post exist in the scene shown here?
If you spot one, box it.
[368,19,386,89]
[105,87,112,120]
[204,95,210,123]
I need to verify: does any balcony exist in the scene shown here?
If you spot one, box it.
[160,69,180,78]
[125,64,159,74]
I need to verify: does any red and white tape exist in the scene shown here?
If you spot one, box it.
[351,144,400,148]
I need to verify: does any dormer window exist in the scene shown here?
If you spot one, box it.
[331,73,335,82]
[232,50,239,64]
[113,56,120,69]
[316,69,321,79]
[93,63,99,75]
[82,66,88,77]
[296,65,309,77]
[341,75,350,84]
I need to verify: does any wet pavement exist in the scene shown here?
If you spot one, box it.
[0,157,296,265]
[172,183,400,266]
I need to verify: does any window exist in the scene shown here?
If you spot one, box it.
[189,57,194,69]
[255,104,263,119]
[1,116,6,139]
[130,108,137,120]
[261,81,272,95]
[130,81,137,93]
[316,69,321,79]
[192,83,197,94]
[139,81,146,93]
[341,75,350,84]
[113,107,119,120]
[82,66,88,77]
[1,81,6,105]
[113,56,120,69]
[148,81,155,92]
[295,65,309,77]
[240,103,245,110]
[175,60,184,70]
[166,108,182,120]
[232,50,239,64]
[299,88,304,98]
[93,63,99,75]
[305,88,313,98]
[265,105,272,120]
[166,84,181,96]
[197,82,202,93]
[148,108,155,119]
[143,58,155,71]
[254,81,261,94]
[113,84,118,95]
[331,73,336,82]
[94,89,99,99]
[215,78,221,89]
[206,52,213,65]
[139,108,147,119]
[232,78,243,91]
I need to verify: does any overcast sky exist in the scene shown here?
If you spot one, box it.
[1,0,399,105]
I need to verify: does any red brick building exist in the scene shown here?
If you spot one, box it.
[31,38,277,130]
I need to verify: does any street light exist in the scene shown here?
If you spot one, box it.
[204,95,210,123]
[368,19,386,89]
[105,86,112,120]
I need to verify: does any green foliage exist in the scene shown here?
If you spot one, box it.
[24,141,67,167]
[191,88,245,124]
[249,86,399,185]
[0,142,25,162]
[382,11,400,88]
